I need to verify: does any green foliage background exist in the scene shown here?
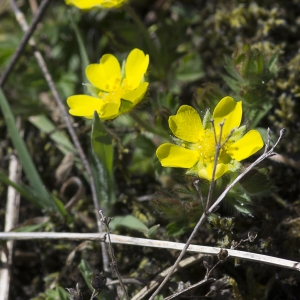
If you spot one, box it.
[0,0,300,299]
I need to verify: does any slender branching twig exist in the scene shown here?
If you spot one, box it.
[148,128,286,300]
[164,278,215,300]
[193,179,205,209]
[205,120,224,211]
[99,210,129,300]
[0,0,51,87]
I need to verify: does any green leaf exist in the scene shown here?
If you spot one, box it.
[109,215,149,233]
[52,195,72,221]
[78,259,93,291]
[91,112,115,205]
[166,221,187,237]
[239,169,273,196]
[247,102,272,128]
[0,89,56,210]
[45,286,70,300]
[267,52,279,73]
[13,223,49,232]
[175,52,204,82]
[0,170,41,207]
[135,134,157,157]
[68,11,90,82]
[29,114,75,155]
[144,224,160,238]
[78,260,108,300]
[222,74,241,91]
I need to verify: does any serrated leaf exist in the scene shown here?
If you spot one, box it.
[221,74,241,91]
[166,221,187,237]
[240,169,273,195]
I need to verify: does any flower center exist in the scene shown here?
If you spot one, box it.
[192,129,231,166]
[98,78,133,104]
[196,129,216,165]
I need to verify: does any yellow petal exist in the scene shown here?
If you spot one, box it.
[100,0,125,8]
[86,54,121,92]
[122,82,149,104]
[213,96,242,138]
[98,102,120,120]
[227,130,264,161]
[169,105,203,143]
[198,163,228,181]
[65,0,102,9]
[67,95,103,119]
[125,49,149,90]
[65,0,125,9]
[156,143,199,168]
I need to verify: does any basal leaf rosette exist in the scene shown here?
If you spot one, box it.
[65,0,126,9]
[156,96,264,181]
[67,48,149,120]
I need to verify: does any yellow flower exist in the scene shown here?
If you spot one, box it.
[156,96,264,181]
[67,48,149,120]
[65,0,126,9]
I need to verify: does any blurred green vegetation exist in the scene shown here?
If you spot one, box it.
[0,0,300,299]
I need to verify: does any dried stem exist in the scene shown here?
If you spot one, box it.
[99,211,129,300]
[0,229,299,272]
[205,120,224,211]
[6,0,110,273]
[193,179,204,209]
[148,128,286,300]
[164,278,215,300]
[0,151,21,300]
[0,0,50,87]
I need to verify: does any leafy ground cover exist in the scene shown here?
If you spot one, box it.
[1,0,300,299]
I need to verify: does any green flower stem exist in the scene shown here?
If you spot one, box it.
[124,4,163,77]
[130,112,170,140]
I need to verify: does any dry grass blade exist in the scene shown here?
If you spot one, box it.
[0,152,21,300]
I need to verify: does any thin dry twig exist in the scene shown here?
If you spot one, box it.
[0,231,299,272]
[205,121,224,211]
[164,278,215,300]
[0,151,21,300]
[149,128,286,300]
[132,254,205,300]
[0,0,50,87]
[6,0,110,272]
[99,210,129,300]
